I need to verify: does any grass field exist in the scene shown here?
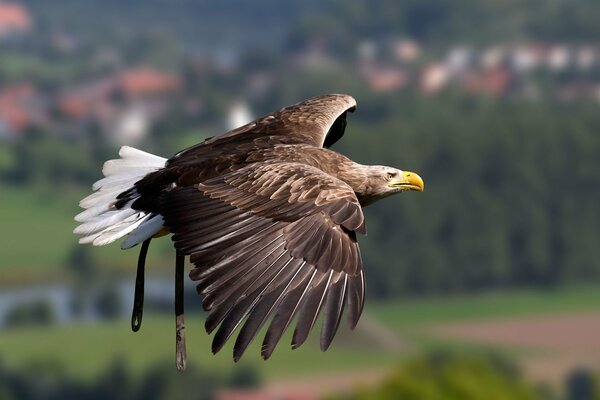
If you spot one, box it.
[0,184,173,283]
[366,285,600,331]
[0,315,401,382]
[1,285,599,383]
[0,185,83,274]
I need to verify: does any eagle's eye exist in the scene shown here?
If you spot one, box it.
[386,172,395,180]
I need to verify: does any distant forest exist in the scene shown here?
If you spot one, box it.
[22,0,600,52]
[328,95,600,295]
[7,94,600,296]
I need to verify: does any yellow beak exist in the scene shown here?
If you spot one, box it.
[390,171,424,192]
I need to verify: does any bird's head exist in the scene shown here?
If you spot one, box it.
[356,166,424,206]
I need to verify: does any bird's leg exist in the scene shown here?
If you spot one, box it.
[175,251,187,372]
[131,238,151,332]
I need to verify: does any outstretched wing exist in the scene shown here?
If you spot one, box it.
[160,163,366,360]
[167,94,356,168]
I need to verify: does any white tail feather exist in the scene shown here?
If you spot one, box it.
[79,187,130,209]
[74,146,167,247]
[121,215,165,249]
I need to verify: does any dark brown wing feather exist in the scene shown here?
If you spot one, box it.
[260,268,318,359]
[291,271,334,348]
[320,272,348,351]
[160,170,366,359]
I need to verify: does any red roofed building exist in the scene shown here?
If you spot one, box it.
[463,68,513,97]
[365,67,408,93]
[0,2,31,37]
[115,68,181,98]
[0,83,43,138]
[56,78,115,120]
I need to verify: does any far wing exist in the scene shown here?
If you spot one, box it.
[167,94,356,168]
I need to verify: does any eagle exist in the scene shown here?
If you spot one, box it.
[74,94,424,371]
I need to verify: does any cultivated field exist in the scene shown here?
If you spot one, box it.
[429,311,600,384]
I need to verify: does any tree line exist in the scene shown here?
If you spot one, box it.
[3,94,600,297]
[340,94,600,296]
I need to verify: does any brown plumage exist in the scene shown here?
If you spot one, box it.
[74,94,424,368]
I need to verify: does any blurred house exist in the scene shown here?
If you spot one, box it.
[445,46,474,77]
[480,46,506,70]
[420,63,449,94]
[55,68,182,141]
[391,38,421,64]
[115,67,181,99]
[463,67,514,97]
[510,44,544,73]
[0,85,30,138]
[362,66,408,93]
[0,83,46,139]
[0,2,31,38]
[547,45,571,71]
[56,78,115,121]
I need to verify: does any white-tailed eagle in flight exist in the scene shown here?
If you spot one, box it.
[74,94,424,370]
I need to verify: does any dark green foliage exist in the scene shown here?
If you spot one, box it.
[19,0,600,55]
[0,359,260,400]
[4,301,55,328]
[326,352,541,400]
[93,285,122,320]
[335,95,600,296]
[565,368,600,400]
[311,0,600,46]
[6,128,104,187]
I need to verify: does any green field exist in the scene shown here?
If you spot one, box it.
[0,184,173,283]
[367,285,600,331]
[1,286,599,382]
[0,185,84,278]
[0,315,400,381]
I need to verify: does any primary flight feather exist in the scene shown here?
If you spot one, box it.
[74,94,424,369]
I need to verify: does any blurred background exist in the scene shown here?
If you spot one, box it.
[1,0,600,399]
